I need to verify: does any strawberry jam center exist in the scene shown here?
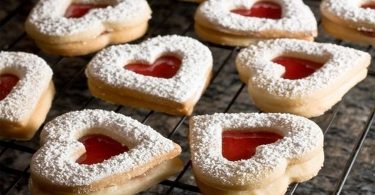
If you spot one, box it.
[222,130,282,161]
[0,74,19,101]
[359,4,375,37]
[125,55,181,79]
[65,4,108,18]
[272,56,324,80]
[76,134,129,165]
[231,1,282,19]
[359,30,375,37]
[361,3,375,9]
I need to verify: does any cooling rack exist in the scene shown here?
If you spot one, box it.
[0,0,374,194]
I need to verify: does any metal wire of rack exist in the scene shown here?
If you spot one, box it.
[0,0,374,194]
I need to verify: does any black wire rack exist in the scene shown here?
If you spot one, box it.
[0,0,374,194]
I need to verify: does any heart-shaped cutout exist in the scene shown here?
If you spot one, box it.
[231,1,282,19]
[222,130,282,161]
[65,3,109,18]
[272,56,324,80]
[0,74,19,101]
[76,134,129,165]
[124,55,181,79]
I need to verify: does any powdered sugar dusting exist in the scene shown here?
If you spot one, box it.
[32,109,180,186]
[236,39,370,98]
[189,113,323,186]
[0,52,53,122]
[321,0,375,29]
[85,35,213,102]
[27,0,151,36]
[196,0,317,36]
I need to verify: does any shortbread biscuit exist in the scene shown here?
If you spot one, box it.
[236,39,371,117]
[195,0,317,46]
[0,52,54,140]
[86,35,213,116]
[190,113,324,195]
[25,0,152,56]
[30,109,183,195]
[321,0,375,45]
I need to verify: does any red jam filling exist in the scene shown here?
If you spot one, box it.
[76,134,129,165]
[222,130,282,161]
[359,4,375,37]
[361,3,375,9]
[0,74,19,101]
[359,30,375,37]
[65,4,108,18]
[272,56,324,80]
[231,1,282,19]
[124,55,181,79]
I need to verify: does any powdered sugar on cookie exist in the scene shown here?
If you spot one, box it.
[32,109,180,186]
[0,52,53,122]
[86,35,213,102]
[190,112,323,186]
[196,0,317,36]
[236,39,370,98]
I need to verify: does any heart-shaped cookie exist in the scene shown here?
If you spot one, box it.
[236,39,371,117]
[86,35,213,116]
[30,109,182,194]
[321,0,375,44]
[25,0,152,56]
[194,0,317,46]
[0,52,54,140]
[189,113,324,194]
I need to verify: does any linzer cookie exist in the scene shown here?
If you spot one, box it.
[321,0,375,44]
[30,109,183,195]
[194,0,317,46]
[189,113,324,195]
[85,35,213,116]
[25,0,152,56]
[0,52,54,140]
[236,39,371,117]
